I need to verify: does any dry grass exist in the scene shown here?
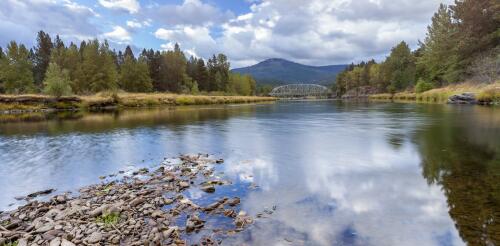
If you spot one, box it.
[0,92,277,112]
[370,82,500,104]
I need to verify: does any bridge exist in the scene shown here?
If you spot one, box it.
[269,84,331,98]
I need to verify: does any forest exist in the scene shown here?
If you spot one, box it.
[0,33,256,97]
[335,0,499,96]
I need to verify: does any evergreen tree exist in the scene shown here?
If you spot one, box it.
[418,4,460,85]
[0,41,35,94]
[33,30,53,87]
[195,58,209,91]
[43,62,72,97]
[124,45,135,61]
[451,0,499,75]
[119,56,153,92]
[158,43,189,92]
[384,41,416,91]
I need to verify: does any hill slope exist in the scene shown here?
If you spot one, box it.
[232,58,347,85]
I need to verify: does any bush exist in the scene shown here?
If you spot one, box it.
[43,63,72,97]
[415,79,434,93]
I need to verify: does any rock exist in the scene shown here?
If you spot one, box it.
[36,223,55,233]
[86,232,102,244]
[49,237,61,246]
[179,181,190,188]
[226,197,240,206]
[130,197,146,207]
[200,184,215,193]
[27,189,55,198]
[17,238,28,246]
[89,205,109,217]
[448,93,477,104]
[61,238,76,246]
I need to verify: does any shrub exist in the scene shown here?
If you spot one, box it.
[43,63,72,97]
[415,79,434,93]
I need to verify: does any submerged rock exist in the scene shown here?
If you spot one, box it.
[1,154,261,245]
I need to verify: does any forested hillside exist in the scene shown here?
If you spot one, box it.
[232,58,346,85]
[335,0,499,97]
[0,33,256,97]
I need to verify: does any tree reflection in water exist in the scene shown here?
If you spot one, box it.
[415,106,500,245]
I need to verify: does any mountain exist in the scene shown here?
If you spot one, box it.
[231,58,347,85]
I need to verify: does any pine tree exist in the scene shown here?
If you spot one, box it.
[124,45,135,61]
[0,41,35,94]
[33,31,53,88]
[195,59,209,91]
[418,4,460,85]
[384,41,416,91]
[43,62,72,97]
[451,0,499,74]
[119,56,153,92]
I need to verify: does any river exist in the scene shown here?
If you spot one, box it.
[0,101,498,245]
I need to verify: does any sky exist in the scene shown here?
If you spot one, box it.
[0,0,452,68]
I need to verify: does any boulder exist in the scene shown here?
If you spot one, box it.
[447,93,477,104]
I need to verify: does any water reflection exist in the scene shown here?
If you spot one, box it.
[0,102,498,245]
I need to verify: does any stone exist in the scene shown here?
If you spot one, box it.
[86,232,102,244]
[17,238,28,246]
[61,238,76,246]
[179,181,190,188]
[49,237,61,246]
[200,184,215,193]
[448,93,477,104]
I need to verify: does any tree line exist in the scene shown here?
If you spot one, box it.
[0,31,256,97]
[335,0,499,96]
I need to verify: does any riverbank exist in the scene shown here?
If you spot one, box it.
[0,93,276,114]
[0,154,262,245]
[369,82,500,105]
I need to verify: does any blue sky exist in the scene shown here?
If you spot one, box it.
[0,0,452,68]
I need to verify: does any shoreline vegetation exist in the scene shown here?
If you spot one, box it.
[0,154,262,245]
[0,93,276,114]
[369,82,500,104]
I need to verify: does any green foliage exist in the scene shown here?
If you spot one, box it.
[385,41,416,91]
[227,73,256,96]
[33,31,53,87]
[120,56,153,92]
[96,212,120,227]
[415,79,434,93]
[43,63,73,97]
[0,41,35,94]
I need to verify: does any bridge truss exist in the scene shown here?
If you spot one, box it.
[269,84,330,98]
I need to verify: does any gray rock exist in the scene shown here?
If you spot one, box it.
[86,232,102,244]
[200,184,215,193]
[17,238,28,246]
[448,93,477,104]
[49,237,61,246]
[61,238,76,246]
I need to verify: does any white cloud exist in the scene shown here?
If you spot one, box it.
[103,26,132,43]
[98,0,140,14]
[126,20,142,28]
[213,0,455,67]
[155,26,217,57]
[0,0,98,47]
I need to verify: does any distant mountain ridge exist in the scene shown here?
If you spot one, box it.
[231,58,347,85]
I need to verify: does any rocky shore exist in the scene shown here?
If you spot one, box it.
[0,155,260,245]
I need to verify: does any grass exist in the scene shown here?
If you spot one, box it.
[369,82,500,104]
[0,92,276,112]
[96,212,120,227]
[2,241,18,246]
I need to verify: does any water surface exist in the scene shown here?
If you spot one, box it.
[0,101,499,245]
